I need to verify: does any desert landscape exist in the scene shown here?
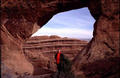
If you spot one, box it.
[1,0,120,78]
[23,35,88,75]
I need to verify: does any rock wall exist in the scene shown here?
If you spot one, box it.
[1,0,119,77]
[23,35,88,75]
[80,57,120,78]
[1,24,34,74]
[24,36,88,60]
[73,0,120,70]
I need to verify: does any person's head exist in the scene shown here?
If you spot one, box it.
[58,49,61,53]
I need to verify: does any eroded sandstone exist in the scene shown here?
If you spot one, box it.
[1,0,120,78]
[23,35,88,75]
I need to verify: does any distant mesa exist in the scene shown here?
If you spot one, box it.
[49,35,61,39]
[30,35,61,40]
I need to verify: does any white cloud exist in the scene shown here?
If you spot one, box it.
[32,27,93,39]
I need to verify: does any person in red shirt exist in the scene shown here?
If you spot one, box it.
[55,50,74,78]
[55,50,64,72]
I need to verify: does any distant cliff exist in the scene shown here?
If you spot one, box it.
[23,35,88,75]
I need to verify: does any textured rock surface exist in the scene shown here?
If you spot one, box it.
[1,63,17,78]
[73,0,120,71]
[1,0,120,78]
[23,35,88,75]
[1,24,34,74]
[80,57,120,78]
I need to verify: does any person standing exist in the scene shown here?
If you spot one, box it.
[55,50,74,78]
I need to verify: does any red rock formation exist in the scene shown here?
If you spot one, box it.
[80,57,120,78]
[1,24,33,74]
[73,0,120,71]
[1,0,119,78]
[23,35,88,75]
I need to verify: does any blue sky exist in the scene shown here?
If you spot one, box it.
[32,7,95,39]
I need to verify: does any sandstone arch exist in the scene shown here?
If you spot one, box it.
[1,0,119,76]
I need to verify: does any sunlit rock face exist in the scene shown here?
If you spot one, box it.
[1,0,119,78]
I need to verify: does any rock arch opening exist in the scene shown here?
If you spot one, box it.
[32,7,95,40]
[23,7,95,75]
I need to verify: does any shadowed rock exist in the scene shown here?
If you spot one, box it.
[80,57,120,78]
